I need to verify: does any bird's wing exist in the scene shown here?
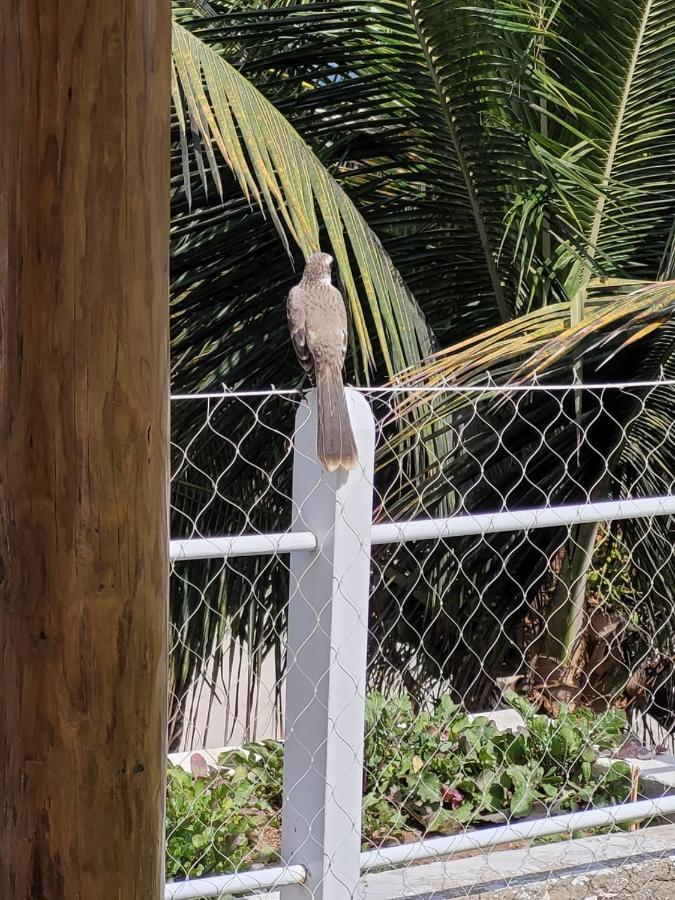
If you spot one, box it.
[328,285,349,364]
[287,285,315,380]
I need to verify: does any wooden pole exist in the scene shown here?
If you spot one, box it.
[0,3,170,897]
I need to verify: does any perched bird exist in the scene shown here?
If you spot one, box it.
[287,251,358,471]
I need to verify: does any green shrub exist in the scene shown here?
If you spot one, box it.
[362,692,631,841]
[166,741,281,880]
[166,694,632,878]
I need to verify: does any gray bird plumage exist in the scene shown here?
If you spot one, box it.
[287,252,358,471]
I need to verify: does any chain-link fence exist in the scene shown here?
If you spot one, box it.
[166,380,675,899]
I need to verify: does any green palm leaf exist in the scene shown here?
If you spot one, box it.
[570,1,675,285]
[487,0,675,311]
[180,1,558,337]
[172,19,432,378]
[534,1,675,321]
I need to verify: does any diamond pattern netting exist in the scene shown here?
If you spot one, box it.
[166,381,675,889]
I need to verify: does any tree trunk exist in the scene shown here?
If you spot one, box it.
[546,521,600,666]
[0,2,170,897]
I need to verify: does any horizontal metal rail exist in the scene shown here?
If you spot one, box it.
[170,531,316,561]
[370,496,675,544]
[164,797,675,897]
[164,864,306,900]
[170,496,675,561]
[359,796,675,870]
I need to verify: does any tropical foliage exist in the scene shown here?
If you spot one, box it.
[166,693,633,878]
[169,1,675,744]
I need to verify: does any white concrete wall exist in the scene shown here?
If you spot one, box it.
[177,643,282,752]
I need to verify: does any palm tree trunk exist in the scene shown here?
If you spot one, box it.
[546,521,601,666]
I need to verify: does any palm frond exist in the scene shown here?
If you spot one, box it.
[512,280,675,380]
[172,20,432,379]
[564,0,675,289]
[179,1,675,331]
[178,2,560,336]
[486,0,675,308]
[368,285,675,711]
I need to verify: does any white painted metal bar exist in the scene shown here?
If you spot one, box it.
[164,797,675,898]
[169,531,316,561]
[360,796,675,871]
[170,496,675,561]
[164,864,306,900]
[370,496,675,545]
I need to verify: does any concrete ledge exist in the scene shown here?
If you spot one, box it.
[213,826,675,900]
[464,856,675,899]
[168,746,229,773]
[357,824,675,900]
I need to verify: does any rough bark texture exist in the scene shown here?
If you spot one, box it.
[0,2,170,897]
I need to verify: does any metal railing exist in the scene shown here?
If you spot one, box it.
[167,381,675,899]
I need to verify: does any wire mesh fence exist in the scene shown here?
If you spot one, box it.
[166,380,675,898]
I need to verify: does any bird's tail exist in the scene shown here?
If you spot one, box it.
[315,362,358,472]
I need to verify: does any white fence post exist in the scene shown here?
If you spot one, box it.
[281,388,376,900]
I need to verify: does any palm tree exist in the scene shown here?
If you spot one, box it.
[169,0,675,744]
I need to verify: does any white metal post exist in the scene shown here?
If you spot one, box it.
[281,388,376,900]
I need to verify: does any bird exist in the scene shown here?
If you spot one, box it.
[287,251,358,472]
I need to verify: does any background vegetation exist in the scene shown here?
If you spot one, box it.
[166,694,633,878]
[168,0,675,747]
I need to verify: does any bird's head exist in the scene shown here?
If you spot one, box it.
[302,251,334,284]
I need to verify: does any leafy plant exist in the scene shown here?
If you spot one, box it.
[166,741,282,879]
[166,694,634,878]
[362,692,632,842]
[218,740,285,808]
